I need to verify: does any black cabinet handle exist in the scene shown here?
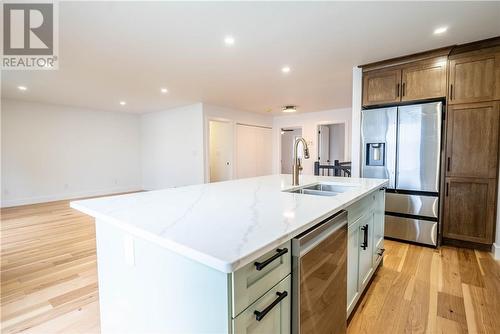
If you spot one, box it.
[450,84,453,100]
[402,82,406,97]
[378,248,386,256]
[254,291,288,321]
[446,183,449,197]
[447,157,451,172]
[254,248,288,271]
[396,83,400,97]
[360,225,368,250]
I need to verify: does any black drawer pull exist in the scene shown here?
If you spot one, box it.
[360,225,368,250]
[378,248,386,256]
[254,291,288,321]
[254,248,288,271]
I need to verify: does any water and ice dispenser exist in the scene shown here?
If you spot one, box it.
[366,143,385,166]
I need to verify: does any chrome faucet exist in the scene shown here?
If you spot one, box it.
[292,137,310,186]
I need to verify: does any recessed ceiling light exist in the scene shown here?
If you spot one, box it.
[224,35,235,46]
[434,26,448,35]
[281,66,291,73]
[17,86,27,91]
[282,105,297,113]
[119,101,126,106]
[160,88,168,94]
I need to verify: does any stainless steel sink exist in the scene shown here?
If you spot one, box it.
[287,188,339,196]
[302,183,356,194]
[284,182,357,197]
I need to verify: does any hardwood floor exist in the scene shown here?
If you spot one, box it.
[1,199,499,333]
[1,200,100,334]
[348,239,500,334]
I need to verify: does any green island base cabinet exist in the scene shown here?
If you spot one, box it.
[346,187,385,317]
[71,175,387,334]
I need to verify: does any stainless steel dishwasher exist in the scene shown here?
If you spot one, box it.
[292,210,348,334]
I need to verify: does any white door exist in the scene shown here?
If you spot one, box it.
[318,125,330,163]
[209,120,233,182]
[236,124,272,178]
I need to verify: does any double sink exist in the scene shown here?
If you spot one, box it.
[284,183,357,197]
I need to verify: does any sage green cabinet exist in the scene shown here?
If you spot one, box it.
[232,275,291,334]
[346,188,385,318]
[232,241,291,317]
[357,211,374,290]
[372,189,385,266]
[347,221,360,316]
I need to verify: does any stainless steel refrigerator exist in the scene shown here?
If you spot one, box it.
[361,101,442,246]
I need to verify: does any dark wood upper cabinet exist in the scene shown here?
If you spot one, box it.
[362,57,448,107]
[362,68,401,107]
[401,58,447,101]
[445,102,499,179]
[443,177,496,244]
[448,52,499,104]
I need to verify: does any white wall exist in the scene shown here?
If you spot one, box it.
[203,104,273,128]
[273,107,352,175]
[141,103,205,190]
[351,66,363,178]
[1,99,141,207]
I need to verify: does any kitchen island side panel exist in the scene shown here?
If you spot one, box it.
[95,221,230,334]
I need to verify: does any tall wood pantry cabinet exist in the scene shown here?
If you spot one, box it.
[443,45,500,246]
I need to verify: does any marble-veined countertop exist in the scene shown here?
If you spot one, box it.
[71,174,388,273]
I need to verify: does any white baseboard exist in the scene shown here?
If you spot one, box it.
[0,186,142,208]
[492,243,500,260]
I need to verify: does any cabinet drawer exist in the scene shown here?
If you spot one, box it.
[232,241,291,317]
[232,275,291,334]
[347,192,375,226]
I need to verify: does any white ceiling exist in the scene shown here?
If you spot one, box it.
[2,1,500,114]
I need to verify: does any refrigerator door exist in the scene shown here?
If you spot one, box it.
[361,107,397,189]
[396,102,442,193]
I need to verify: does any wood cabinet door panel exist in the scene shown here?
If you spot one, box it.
[449,54,496,104]
[362,69,401,106]
[445,102,499,178]
[443,177,496,244]
[401,58,447,101]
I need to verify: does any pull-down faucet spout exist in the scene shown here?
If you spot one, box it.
[292,137,310,186]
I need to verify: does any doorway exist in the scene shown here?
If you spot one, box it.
[209,120,233,182]
[281,127,303,174]
[318,123,345,164]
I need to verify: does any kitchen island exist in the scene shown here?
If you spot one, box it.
[71,174,388,333]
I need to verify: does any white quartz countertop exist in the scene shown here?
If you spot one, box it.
[71,175,388,273]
